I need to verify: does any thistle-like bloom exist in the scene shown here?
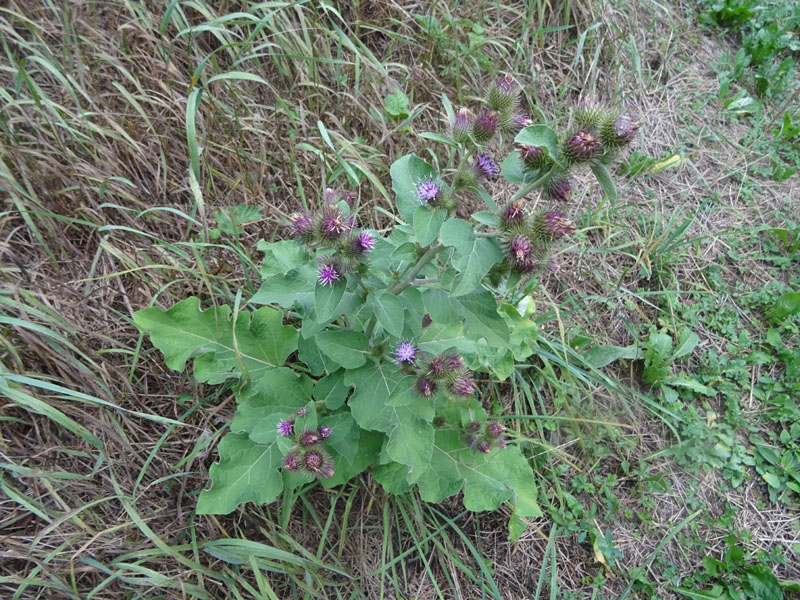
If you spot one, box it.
[548,258,560,274]
[450,373,475,397]
[542,210,576,239]
[486,74,518,113]
[472,110,499,143]
[341,190,357,206]
[318,263,341,286]
[277,419,294,437]
[296,407,308,416]
[501,112,532,136]
[416,176,442,206]
[320,207,348,239]
[574,96,607,129]
[319,460,335,479]
[452,107,473,144]
[428,357,446,378]
[351,230,375,254]
[486,422,505,437]
[474,152,499,179]
[284,453,302,471]
[565,129,600,162]
[545,177,572,204]
[289,212,312,238]
[507,235,535,272]
[417,376,437,398]
[602,113,639,147]
[323,188,339,203]
[394,341,417,364]
[318,426,332,439]
[517,143,551,172]
[464,435,478,449]
[477,440,491,453]
[445,355,464,371]
[300,431,320,447]
[466,421,481,432]
[501,199,527,229]
[304,450,324,472]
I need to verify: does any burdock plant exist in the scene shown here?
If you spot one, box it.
[134,75,639,539]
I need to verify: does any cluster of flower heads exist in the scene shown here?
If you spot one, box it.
[278,407,335,479]
[288,188,375,286]
[393,340,476,400]
[451,74,531,146]
[461,420,507,453]
[516,97,640,205]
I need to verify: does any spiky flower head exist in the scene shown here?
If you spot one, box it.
[486,74,519,114]
[319,459,335,479]
[464,434,478,449]
[277,419,294,437]
[548,258,560,274]
[300,431,320,447]
[517,144,550,171]
[574,96,608,129]
[544,176,572,204]
[341,190,357,206]
[323,188,339,203]
[284,453,302,471]
[318,426,332,439]
[500,199,527,230]
[417,376,437,398]
[317,262,341,286]
[502,112,533,136]
[452,107,473,144]
[541,210,576,239]
[416,176,442,207]
[564,129,600,163]
[445,355,464,371]
[304,450,324,472]
[474,152,499,179]
[486,422,505,437]
[472,110,499,144]
[296,407,308,416]
[289,212,313,239]
[428,357,447,378]
[601,113,639,147]
[350,230,375,254]
[507,234,535,272]
[394,341,417,364]
[466,421,481,432]
[320,206,349,239]
[477,440,492,453]
[450,373,475,397]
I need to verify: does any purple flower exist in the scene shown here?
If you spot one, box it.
[450,373,475,397]
[501,199,526,228]
[475,152,499,179]
[417,376,437,398]
[542,210,576,239]
[445,355,464,371]
[323,188,339,203]
[284,453,302,471]
[428,357,446,378]
[565,129,600,162]
[545,177,572,204]
[318,426,332,439]
[452,107,473,143]
[466,421,481,432]
[304,450,324,472]
[300,431,320,447]
[473,110,499,143]
[486,422,505,437]
[613,114,639,143]
[512,113,532,130]
[352,230,375,253]
[277,419,294,437]
[319,460,335,479]
[416,176,442,206]
[477,440,491,453]
[517,144,549,171]
[318,263,340,286]
[464,435,478,449]
[394,341,417,364]
[296,407,308,416]
[508,235,535,272]
[289,213,312,238]
[320,207,348,239]
[486,75,518,113]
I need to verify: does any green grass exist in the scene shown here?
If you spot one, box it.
[1,0,799,598]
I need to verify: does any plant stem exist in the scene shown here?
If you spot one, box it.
[388,242,443,296]
[508,167,555,203]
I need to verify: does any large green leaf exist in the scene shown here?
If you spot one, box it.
[413,206,447,246]
[515,125,560,164]
[134,297,298,384]
[345,362,435,482]
[196,432,283,514]
[452,289,510,349]
[590,162,618,202]
[316,329,369,369]
[373,292,406,338]
[315,279,346,323]
[390,154,437,222]
[257,240,308,279]
[250,265,317,310]
[439,219,501,296]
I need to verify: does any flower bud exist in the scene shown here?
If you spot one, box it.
[507,234,536,273]
[466,421,481,432]
[319,206,348,239]
[564,129,600,163]
[537,210,576,239]
[486,422,505,437]
[428,357,446,378]
[304,450,324,472]
[452,108,473,144]
[486,74,519,114]
[433,415,446,428]
[450,373,475,397]
[319,460,335,479]
[422,313,433,327]
[318,426,332,439]
[341,190,357,206]
[574,96,608,129]
[323,188,339,203]
[464,434,478,449]
[477,440,491,453]
[601,113,639,147]
[417,376,437,398]
[472,110,499,144]
[544,176,571,204]
[296,407,308,416]
[501,112,532,136]
[300,431,320,447]
[517,144,551,171]
[284,453,302,471]
[289,212,313,239]
[500,199,527,230]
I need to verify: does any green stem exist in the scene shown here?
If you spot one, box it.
[387,242,444,296]
[508,167,556,203]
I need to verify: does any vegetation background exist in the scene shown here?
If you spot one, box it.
[0,0,798,598]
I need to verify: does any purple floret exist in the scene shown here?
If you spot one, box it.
[416,177,442,206]
[318,263,340,286]
[277,419,294,437]
[394,341,417,364]
[475,152,499,178]
[357,230,375,252]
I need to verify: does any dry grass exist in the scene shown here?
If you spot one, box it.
[1,0,798,598]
